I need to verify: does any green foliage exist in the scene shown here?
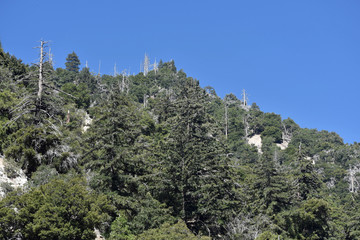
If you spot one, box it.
[28,165,59,187]
[251,112,282,135]
[159,59,177,72]
[0,90,17,121]
[156,60,178,88]
[3,126,60,176]
[0,49,28,76]
[0,61,26,154]
[78,67,97,93]
[0,48,358,240]
[65,51,81,72]
[342,194,360,239]
[109,193,175,239]
[0,177,114,240]
[282,118,300,134]
[61,82,91,109]
[253,138,292,216]
[157,78,238,236]
[256,231,279,240]
[82,94,152,195]
[129,73,151,103]
[293,157,322,201]
[262,126,282,144]
[136,220,211,240]
[223,93,253,158]
[54,67,76,86]
[283,198,331,240]
[290,128,343,157]
[109,212,136,240]
[127,193,175,235]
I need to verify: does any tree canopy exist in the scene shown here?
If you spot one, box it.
[0,44,358,240]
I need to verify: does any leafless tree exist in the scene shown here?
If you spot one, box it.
[346,164,360,193]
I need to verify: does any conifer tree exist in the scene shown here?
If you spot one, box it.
[65,51,80,73]
[0,177,114,240]
[252,137,291,217]
[2,41,73,176]
[159,78,237,236]
[293,143,322,201]
[82,95,143,193]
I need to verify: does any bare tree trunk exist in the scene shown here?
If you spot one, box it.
[121,74,125,92]
[181,155,186,220]
[243,114,249,140]
[37,40,45,101]
[348,165,360,193]
[35,40,48,121]
[125,72,130,95]
[350,170,354,192]
[66,110,70,124]
[143,94,147,108]
[225,102,228,139]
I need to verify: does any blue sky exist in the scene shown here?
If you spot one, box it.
[1,0,360,143]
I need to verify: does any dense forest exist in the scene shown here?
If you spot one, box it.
[0,41,360,240]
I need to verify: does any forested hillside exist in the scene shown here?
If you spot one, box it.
[1,42,360,240]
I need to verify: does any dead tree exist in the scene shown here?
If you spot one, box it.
[121,70,127,93]
[243,114,250,140]
[143,94,148,108]
[347,165,360,193]
[35,40,48,117]
[242,89,248,107]
[7,40,75,127]
[224,100,228,139]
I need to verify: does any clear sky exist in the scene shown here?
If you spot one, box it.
[1,0,359,143]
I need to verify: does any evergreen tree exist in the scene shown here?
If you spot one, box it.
[65,51,80,73]
[82,94,145,194]
[78,67,97,93]
[252,137,291,217]
[158,78,237,237]
[281,198,331,240]
[81,92,161,215]
[0,177,114,240]
[1,43,73,176]
[293,145,322,201]
[137,220,211,240]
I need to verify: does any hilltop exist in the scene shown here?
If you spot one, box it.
[0,42,360,239]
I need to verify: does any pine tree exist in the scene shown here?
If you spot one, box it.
[65,51,80,73]
[2,41,72,176]
[293,143,322,201]
[82,95,143,193]
[252,137,291,217]
[158,78,236,237]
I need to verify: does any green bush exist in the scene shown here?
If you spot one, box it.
[136,220,210,240]
[261,126,282,143]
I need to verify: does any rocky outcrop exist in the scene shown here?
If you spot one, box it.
[82,111,92,133]
[248,133,291,153]
[248,134,262,153]
[0,157,27,198]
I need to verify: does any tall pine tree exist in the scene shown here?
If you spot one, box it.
[158,78,237,237]
[65,51,80,73]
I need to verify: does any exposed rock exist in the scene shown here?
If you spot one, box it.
[248,132,291,153]
[82,111,93,133]
[0,157,27,198]
[94,228,105,240]
[276,140,289,150]
[248,134,262,153]
[276,132,291,150]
